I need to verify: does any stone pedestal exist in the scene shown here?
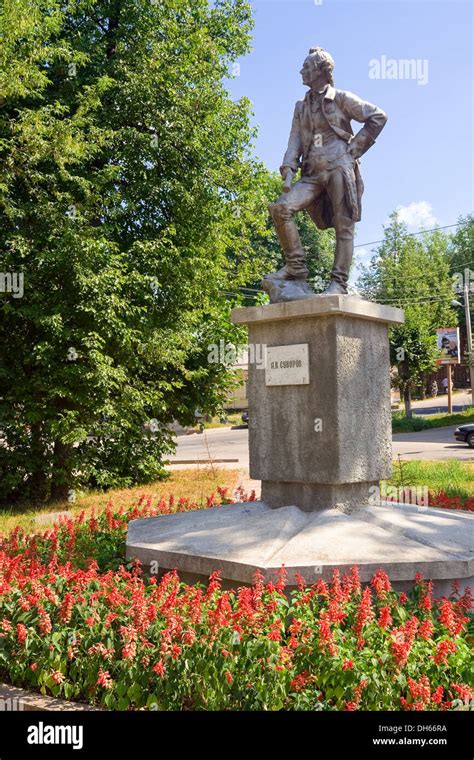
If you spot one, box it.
[231,295,404,512]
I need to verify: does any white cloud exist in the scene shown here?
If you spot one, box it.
[395,201,437,230]
[354,247,371,268]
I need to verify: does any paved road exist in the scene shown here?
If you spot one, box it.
[167,422,474,469]
[392,425,473,461]
[402,391,473,416]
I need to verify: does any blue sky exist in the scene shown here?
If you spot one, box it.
[226,0,473,273]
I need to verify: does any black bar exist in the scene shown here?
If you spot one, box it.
[0,710,471,758]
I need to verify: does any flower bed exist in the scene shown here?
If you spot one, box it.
[0,493,472,711]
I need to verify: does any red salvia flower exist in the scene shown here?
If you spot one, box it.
[121,642,137,660]
[267,620,283,642]
[433,639,457,665]
[419,619,435,640]
[371,569,391,597]
[152,660,166,677]
[378,606,392,629]
[345,679,368,711]
[38,609,52,635]
[318,611,337,656]
[419,593,432,612]
[408,675,431,704]
[451,683,473,702]
[432,686,443,704]
[295,573,306,591]
[438,598,467,637]
[97,669,113,689]
[354,587,374,641]
[59,592,75,623]
[276,565,288,594]
[290,671,310,692]
[391,616,419,667]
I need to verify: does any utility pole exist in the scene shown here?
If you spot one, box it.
[447,364,453,413]
[464,282,473,407]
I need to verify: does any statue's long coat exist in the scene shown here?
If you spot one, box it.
[281,85,387,228]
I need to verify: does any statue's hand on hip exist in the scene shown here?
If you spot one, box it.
[346,143,360,161]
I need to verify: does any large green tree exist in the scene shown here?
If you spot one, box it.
[358,213,457,416]
[0,0,269,503]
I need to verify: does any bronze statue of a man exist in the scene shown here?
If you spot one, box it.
[264,47,387,301]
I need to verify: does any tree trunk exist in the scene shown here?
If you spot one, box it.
[403,385,412,419]
[106,1,121,59]
[28,421,49,502]
[50,440,74,503]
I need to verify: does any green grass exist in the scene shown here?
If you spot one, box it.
[386,459,474,500]
[0,468,240,535]
[202,412,245,429]
[1,459,472,536]
[392,407,474,433]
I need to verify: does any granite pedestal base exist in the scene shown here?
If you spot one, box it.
[126,501,474,601]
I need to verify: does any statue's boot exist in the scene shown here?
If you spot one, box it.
[268,205,309,280]
[264,265,295,282]
[323,233,353,295]
[321,280,348,296]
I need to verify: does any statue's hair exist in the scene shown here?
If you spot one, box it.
[308,47,334,85]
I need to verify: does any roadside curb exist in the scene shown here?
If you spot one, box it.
[0,683,101,711]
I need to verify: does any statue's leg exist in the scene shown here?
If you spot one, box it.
[268,181,321,280]
[326,168,355,293]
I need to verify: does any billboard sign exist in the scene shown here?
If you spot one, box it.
[436,327,460,364]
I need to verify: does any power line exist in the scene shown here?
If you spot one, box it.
[379,296,461,306]
[353,222,461,250]
[230,221,469,295]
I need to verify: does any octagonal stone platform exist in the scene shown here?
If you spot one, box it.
[126,501,474,597]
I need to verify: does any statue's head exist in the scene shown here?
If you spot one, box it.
[301,47,335,88]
